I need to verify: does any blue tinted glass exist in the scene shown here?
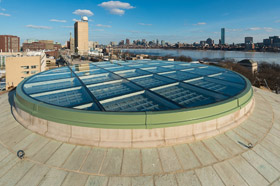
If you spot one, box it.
[30,87,93,108]
[88,81,142,100]
[24,77,81,94]
[22,61,247,111]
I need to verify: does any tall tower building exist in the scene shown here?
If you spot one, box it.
[126,39,130,45]
[245,37,253,44]
[70,32,75,54]
[221,28,225,45]
[74,17,89,55]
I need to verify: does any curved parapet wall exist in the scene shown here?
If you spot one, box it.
[13,61,254,147]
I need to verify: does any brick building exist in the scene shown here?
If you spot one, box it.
[0,35,20,52]
[22,42,46,51]
[22,40,61,52]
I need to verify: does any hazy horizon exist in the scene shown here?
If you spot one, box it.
[1,0,280,45]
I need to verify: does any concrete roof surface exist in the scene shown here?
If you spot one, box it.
[0,87,279,186]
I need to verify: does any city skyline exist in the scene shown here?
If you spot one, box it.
[1,0,280,44]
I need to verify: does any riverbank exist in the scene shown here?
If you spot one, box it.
[120,48,280,64]
[117,47,280,53]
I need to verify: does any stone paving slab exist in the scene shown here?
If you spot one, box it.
[0,88,280,185]
[38,168,68,186]
[23,135,50,158]
[154,174,178,186]
[157,147,182,172]
[80,148,106,174]
[15,164,50,186]
[141,148,163,175]
[215,133,244,155]
[242,150,279,183]
[225,129,249,146]
[0,144,10,162]
[0,161,34,186]
[271,181,280,186]
[213,161,248,186]
[131,176,153,186]
[253,144,280,172]
[260,139,280,163]
[202,138,231,161]
[241,121,266,137]
[46,143,76,167]
[265,134,280,148]
[0,125,31,148]
[107,177,131,186]
[121,149,141,176]
[32,140,62,163]
[175,171,201,186]
[100,149,123,175]
[269,128,280,140]
[173,144,201,170]
[85,176,108,186]
[61,172,88,186]
[229,156,269,186]
[11,133,40,152]
[233,127,259,145]
[0,116,13,126]
[0,154,20,178]
[189,141,217,165]
[62,146,90,171]
[195,166,224,186]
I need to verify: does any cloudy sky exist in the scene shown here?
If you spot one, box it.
[1,0,280,45]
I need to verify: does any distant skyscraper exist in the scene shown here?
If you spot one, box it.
[110,41,117,46]
[74,17,89,55]
[142,39,146,45]
[119,40,125,45]
[70,33,75,53]
[221,28,225,45]
[245,37,253,44]
[0,35,20,52]
[126,39,130,45]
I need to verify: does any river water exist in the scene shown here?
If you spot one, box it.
[122,49,280,64]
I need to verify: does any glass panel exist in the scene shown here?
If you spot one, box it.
[102,92,173,112]
[209,71,246,84]
[30,86,94,108]
[154,84,223,107]
[23,77,81,94]
[75,69,107,77]
[160,71,201,81]
[115,69,151,78]
[130,75,175,88]
[141,67,172,73]
[186,77,244,96]
[182,67,223,76]
[87,80,142,100]
[105,66,132,72]
[80,73,120,85]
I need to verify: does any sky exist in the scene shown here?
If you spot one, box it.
[1,0,280,45]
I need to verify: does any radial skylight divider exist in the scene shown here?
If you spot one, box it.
[67,65,106,111]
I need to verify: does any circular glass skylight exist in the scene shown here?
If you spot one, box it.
[22,60,247,112]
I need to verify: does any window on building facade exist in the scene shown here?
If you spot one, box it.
[31,65,37,69]
[21,66,29,69]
